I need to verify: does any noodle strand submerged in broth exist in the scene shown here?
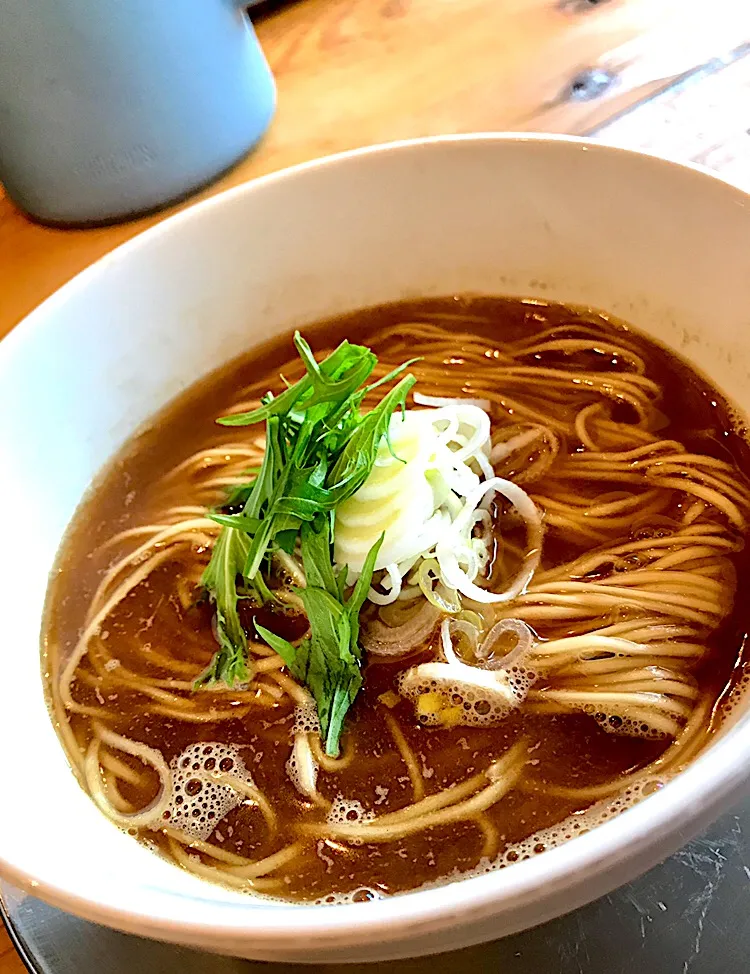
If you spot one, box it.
[44,297,750,902]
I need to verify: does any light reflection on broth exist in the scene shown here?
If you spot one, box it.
[44,296,750,902]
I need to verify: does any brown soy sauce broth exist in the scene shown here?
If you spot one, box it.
[44,296,750,901]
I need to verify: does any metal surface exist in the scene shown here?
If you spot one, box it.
[4,797,750,974]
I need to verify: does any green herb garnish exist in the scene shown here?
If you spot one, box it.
[198,332,416,755]
[257,517,383,756]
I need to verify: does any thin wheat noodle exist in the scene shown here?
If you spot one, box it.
[84,727,171,829]
[61,546,183,711]
[224,842,306,879]
[307,743,526,842]
[383,711,426,801]
[167,839,285,892]
[475,812,500,859]
[309,734,355,772]
[103,772,137,814]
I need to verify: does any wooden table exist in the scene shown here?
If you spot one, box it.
[0,932,22,974]
[3,1,750,971]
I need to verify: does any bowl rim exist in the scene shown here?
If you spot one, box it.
[5,131,750,952]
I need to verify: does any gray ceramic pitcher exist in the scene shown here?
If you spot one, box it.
[0,0,275,225]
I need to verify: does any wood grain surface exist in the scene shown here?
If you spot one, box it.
[3,0,750,970]
[0,929,25,974]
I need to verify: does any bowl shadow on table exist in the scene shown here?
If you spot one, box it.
[4,800,750,974]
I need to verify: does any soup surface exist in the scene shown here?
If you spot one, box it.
[45,297,750,903]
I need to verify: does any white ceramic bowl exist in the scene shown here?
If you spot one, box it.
[2,135,750,963]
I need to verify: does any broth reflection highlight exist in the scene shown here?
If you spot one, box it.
[44,297,750,902]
